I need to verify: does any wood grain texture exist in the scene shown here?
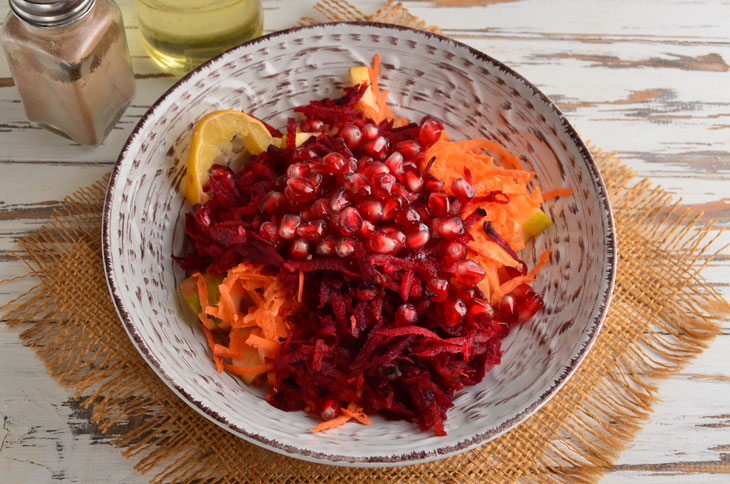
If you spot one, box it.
[1,0,729,482]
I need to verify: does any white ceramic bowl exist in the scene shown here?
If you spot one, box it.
[103,22,616,466]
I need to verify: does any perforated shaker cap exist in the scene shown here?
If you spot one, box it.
[9,0,96,27]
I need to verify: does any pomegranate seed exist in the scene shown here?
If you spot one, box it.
[510,283,535,301]
[372,173,396,197]
[402,168,424,193]
[427,193,450,218]
[448,198,462,217]
[288,238,309,259]
[259,221,280,246]
[310,198,331,218]
[316,237,335,256]
[395,303,418,326]
[405,226,430,249]
[390,183,412,203]
[505,261,528,278]
[307,173,323,193]
[418,116,443,147]
[367,231,398,254]
[359,219,376,238]
[451,178,475,202]
[335,237,356,257]
[300,117,324,132]
[286,177,316,202]
[296,219,327,242]
[318,399,339,421]
[384,151,404,177]
[345,157,358,174]
[362,123,379,140]
[286,162,310,179]
[382,194,407,219]
[356,199,383,222]
[518,292,545,322]
[393,140,421,160]
[329,189,351,212]
[343,173,372,200]
[337,207,363,235]
[455,259,486,285]
[357,156,373,172]
[443,240,467,261]
[278,214,301,239]
[437,216,465,239]
[363,136,389,159]
[427,278,449,302]
[424,174,445,193]
[383,226,405,251]
[442,298,467,327]
[258,190,284,213]
[361,162,389,180]
[341,125,363,148]
[293,148,318,163]
[322,152,346,173]
[500,294,518,322]
[467,298,494,320]
[395,207,420,227]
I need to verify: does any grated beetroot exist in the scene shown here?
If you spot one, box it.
[177,82,546,436]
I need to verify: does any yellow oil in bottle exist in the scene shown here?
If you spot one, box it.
[134,0,263,75]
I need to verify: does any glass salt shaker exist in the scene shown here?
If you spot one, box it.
[1,0,136,146]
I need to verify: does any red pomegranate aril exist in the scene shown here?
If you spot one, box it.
[341,125,363,148]
[307,173,323,192]
[367,231,398,254]
[384,152,404,177]
[258,190,284,214]
[437,216,465,239]
[393,140,421,160]
[300,117,324,132]
[510,283,535,301]
[424,174,445,193]
[443,240,467,261]
[518,292,544,322]
[345,157,358,174]
[427,193,450,218]
[361,162,389,180]
[500,294,518,322]
[259,221,280,246]
[288,238,309,259]
[402,168,424,193]
[395,303,418,326]
[505,261,528,278]
[451,177,475,202]
[329,189,351,212]
[442,298,467,327]
[286,162,310,179]
[278,214,301,239]
[343,173,372,200]
[335,237,356,258]
[359,219,376,238]
[363,136,389,159]
[286,177,316,202]
[390,183,412,204]
[382,194,406,220]
[337,207,363,235]
[372,173,396,197]
[362,123,379,140]
[467,298,494,320]
[296,219,327,242]
[418,116,443,147]
[316,237,336,256]
[356,199,383,222]
[311,198,331,218]
[395,207,420,227]
[293,148,318,163]
[405,227,430,249]
[322,152,346,173]
[427,278,449,302]
[455,259,486,285]
[383,226,405,251]
[318,399,339,421]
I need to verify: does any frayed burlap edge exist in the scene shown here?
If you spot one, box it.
[3,149,727,483]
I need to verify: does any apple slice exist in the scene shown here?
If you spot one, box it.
[348,65,377,110]
[521,208,553,242]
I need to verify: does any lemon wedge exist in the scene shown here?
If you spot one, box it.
[185,109,275,205]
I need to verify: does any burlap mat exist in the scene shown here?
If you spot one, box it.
[3,2,729,483]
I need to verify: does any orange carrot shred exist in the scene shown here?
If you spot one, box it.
[223,363,267,376]
[297,270,304,303]
[541,188,573,200]
[202,326,223,373]
[194,271,209,310]
[309,415,351,433]
[528,246,553,278]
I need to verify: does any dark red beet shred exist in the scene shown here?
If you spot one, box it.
[177,84,544,436]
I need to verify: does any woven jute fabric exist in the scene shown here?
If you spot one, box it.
[3,2,729,483]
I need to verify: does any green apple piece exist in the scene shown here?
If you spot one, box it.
[521,208,553,241]
[232,328,266,385]
[179,273,225,329]
[348,65,376,109]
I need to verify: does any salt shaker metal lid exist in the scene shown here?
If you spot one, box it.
[9,0,95,27]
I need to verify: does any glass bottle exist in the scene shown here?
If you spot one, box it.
[133,0,263,75]
[1,0,136,146]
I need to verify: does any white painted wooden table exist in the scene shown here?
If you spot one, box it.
[1,1,729,482]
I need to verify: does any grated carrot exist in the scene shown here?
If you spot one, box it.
[202,326,223,373]
[309,414,351,433]
[223,363,267,376]
[297,270,304,303]
[541,188,573,200]
[528,246,553,278]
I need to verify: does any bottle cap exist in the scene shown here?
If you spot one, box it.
[9,0,95,27]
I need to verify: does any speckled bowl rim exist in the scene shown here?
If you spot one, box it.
[103,21,616,467]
